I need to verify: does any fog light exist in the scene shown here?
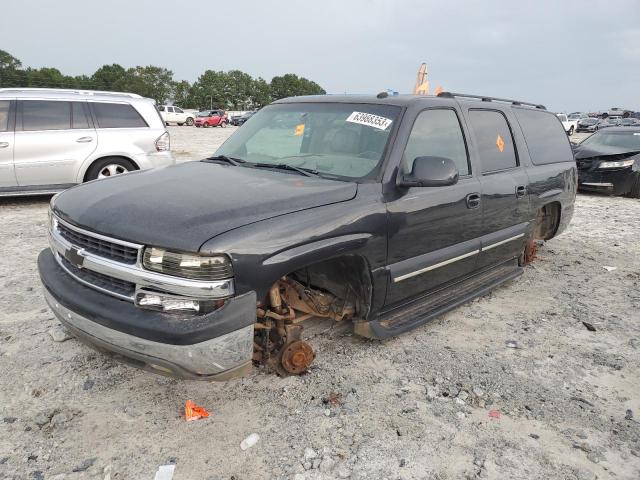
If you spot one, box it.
[135,290,223,314]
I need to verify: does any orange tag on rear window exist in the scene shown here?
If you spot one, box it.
[496,135,505,152]
[294,124,305,136]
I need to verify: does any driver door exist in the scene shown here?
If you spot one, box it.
[385,108,483,307]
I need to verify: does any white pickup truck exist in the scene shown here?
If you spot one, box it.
[158,105,194,126]
[556,113,578,136]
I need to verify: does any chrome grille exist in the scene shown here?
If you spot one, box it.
[57,222,139,264]
[59,256,135,299]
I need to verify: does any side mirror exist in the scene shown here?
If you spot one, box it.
[398,156,459,188]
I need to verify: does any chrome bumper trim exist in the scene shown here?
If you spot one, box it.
[44,288,254,378]
[49,217,234,300]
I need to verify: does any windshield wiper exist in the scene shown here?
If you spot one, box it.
[252,163,319,177]
[204,155,246,166]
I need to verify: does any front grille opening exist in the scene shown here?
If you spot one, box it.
[60,256,135,299]
[58,222,138,264]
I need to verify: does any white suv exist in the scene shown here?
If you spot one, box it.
[0,88,175,197]
[158,105,194,126]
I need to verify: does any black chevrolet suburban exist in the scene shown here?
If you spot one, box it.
[38,92,576,380]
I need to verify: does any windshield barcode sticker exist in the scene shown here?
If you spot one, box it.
[346,111,393,130]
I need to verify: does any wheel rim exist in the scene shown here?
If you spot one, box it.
[98,164,128,179]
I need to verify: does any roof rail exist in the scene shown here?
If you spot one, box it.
[0,88,143,99]
[437,91,546,110]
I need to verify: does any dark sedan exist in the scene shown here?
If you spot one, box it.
[573,127,640,197]
[230,111,256,126]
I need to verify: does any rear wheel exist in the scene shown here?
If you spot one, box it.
[86,157,136,181]
[625,172,640,199]
[568,126,574,136]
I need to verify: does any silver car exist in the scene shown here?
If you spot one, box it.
[0,88,175,197]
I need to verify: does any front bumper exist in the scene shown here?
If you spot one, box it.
[578,168,635,195]
[39,249,255,380]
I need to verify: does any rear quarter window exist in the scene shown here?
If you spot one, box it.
[91,102,148,128]
[514,109,574,165]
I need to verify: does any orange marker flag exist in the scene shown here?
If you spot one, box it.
[185,399,210,421]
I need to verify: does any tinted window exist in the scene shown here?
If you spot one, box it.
[0,101,9,132]
[22,100,71,131]
[158,106,165,112]
[71,102,90,129]
[468,110,517,173]
[514,109,573,165]
[91,102,147,128]
[167,107,174,113]
[403,109,469,175]
[174,107,183,113]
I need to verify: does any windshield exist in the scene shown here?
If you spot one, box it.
[214,102,401,180]
[581,131,640,154]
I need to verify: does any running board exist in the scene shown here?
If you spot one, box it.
[354,261,523,340]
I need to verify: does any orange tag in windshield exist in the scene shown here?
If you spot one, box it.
[496,135,505,152]
[294,124,305,136]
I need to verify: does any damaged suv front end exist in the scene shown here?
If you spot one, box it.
[39,204,255,380]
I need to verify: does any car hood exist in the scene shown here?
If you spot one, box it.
[574,146,640,161]
[53,162,358,252]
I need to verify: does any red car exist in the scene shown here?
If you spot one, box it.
[194,110,228,128]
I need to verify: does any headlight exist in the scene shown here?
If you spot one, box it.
[142,247,233,280]
[598,159,635,169]
[135,289,224,314]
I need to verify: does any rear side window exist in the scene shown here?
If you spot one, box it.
[403,109,470,176]
[22,100,71,131]
[468,110,517,173]
[91,102,147,128]
[71,102,90,129]
[514,109,573,165]
[0,101,9,132]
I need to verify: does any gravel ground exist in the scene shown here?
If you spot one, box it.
[0,127,639,480]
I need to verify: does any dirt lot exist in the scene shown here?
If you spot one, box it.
[0,126,639,480]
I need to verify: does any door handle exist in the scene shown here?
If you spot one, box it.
[0,142,9,148]
[76,137,93,143]
[466,192,481,209]
[515,185,527,198]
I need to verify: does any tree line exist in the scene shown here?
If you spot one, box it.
[0,49,326,110]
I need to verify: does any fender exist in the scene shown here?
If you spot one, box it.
[263,233,372,267]
[199,185,389,308]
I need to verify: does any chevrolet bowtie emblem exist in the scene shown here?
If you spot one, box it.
[65,248,85,269]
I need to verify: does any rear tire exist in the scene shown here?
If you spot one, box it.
[568,126,574,136]
[625,172,640,198]
[86,157,136,181]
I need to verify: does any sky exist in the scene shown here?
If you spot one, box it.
[1,0,638,113]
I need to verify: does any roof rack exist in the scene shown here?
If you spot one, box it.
[437,91,545,110]
[0,88,143,99]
